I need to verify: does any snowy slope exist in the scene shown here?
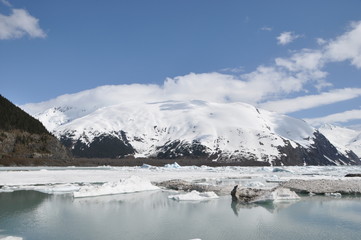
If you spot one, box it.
[319,124,361,158]
[66,100,312,159]
[21,88,360,166]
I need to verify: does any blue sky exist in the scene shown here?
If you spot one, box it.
[1,0,361,127]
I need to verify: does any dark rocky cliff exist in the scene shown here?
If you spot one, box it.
[58,129,361,166]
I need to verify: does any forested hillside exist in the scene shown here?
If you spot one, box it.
[0,95,70,164]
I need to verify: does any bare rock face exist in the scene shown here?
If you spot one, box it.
[0,130,70,160]
[155,179,233,195]
[231,185,274,203]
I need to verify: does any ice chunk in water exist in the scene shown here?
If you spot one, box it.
[325,192,342,198]
[0,237,23,240]
[168,190,219,201]
[244,181,265,188]
[164,162,181,168]
[251,188,300,203]
[73,176,159,198]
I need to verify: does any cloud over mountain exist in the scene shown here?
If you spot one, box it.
[22,21,361,126]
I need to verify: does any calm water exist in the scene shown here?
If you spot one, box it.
[0,190,360,240]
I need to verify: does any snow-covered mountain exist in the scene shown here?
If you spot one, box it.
[319,124,361,159]
[21,87,360,166]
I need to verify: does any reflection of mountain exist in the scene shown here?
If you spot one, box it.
[231,199,299,216]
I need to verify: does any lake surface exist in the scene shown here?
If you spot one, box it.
[0,190,360,240]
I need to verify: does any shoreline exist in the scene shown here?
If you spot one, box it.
[1,165,361,197]
[0,157,272,167]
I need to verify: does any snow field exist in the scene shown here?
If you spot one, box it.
[23,98,333,163]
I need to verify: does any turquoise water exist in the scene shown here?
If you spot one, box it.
[0,190,360,240]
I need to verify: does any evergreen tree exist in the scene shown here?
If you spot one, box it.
[0,95,49,135]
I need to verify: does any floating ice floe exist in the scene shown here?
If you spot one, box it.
[244,181,265,188]
[73,176,159,198]
[164,162,181,168]
[168,190,219,201]
[0,184,80,194]
[0,237,23,240]
[232,186,300,203]
[140,163,153,169]
[0,186,14,193]
[272,167,294,173]
[35,184,81,194]
[325,192,342,198]
[265,188,300,202]
[265,175,285,183]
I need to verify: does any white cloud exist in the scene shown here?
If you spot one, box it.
[305,109,361,126]
[0,8,46,40]
[316,38,326,45]
[165,21,361,117]
[260,88,361,114]
[324,21,361,68]
[1,0,12,7]
[275,49,324,71]
[277,31,300,45]
[163,72,247,103]
[21,20,361,127]
[261,26,272,31]
[240,66,304,102]
[219,66,244,73]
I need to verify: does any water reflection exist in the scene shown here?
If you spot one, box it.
[0,190,49,217]
[231,199,299,216]
[0,191,360,240]
[0,191,50,237]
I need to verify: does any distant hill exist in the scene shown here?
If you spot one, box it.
[0,95,70,163]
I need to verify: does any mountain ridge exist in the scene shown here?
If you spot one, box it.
[21,92,361,166]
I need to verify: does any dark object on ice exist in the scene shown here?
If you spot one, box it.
[231,185,276,203]
[345,173,361,177]
[231,185,300,203]
[156,179,232,195]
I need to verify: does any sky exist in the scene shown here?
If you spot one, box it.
[1,0,361,128]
